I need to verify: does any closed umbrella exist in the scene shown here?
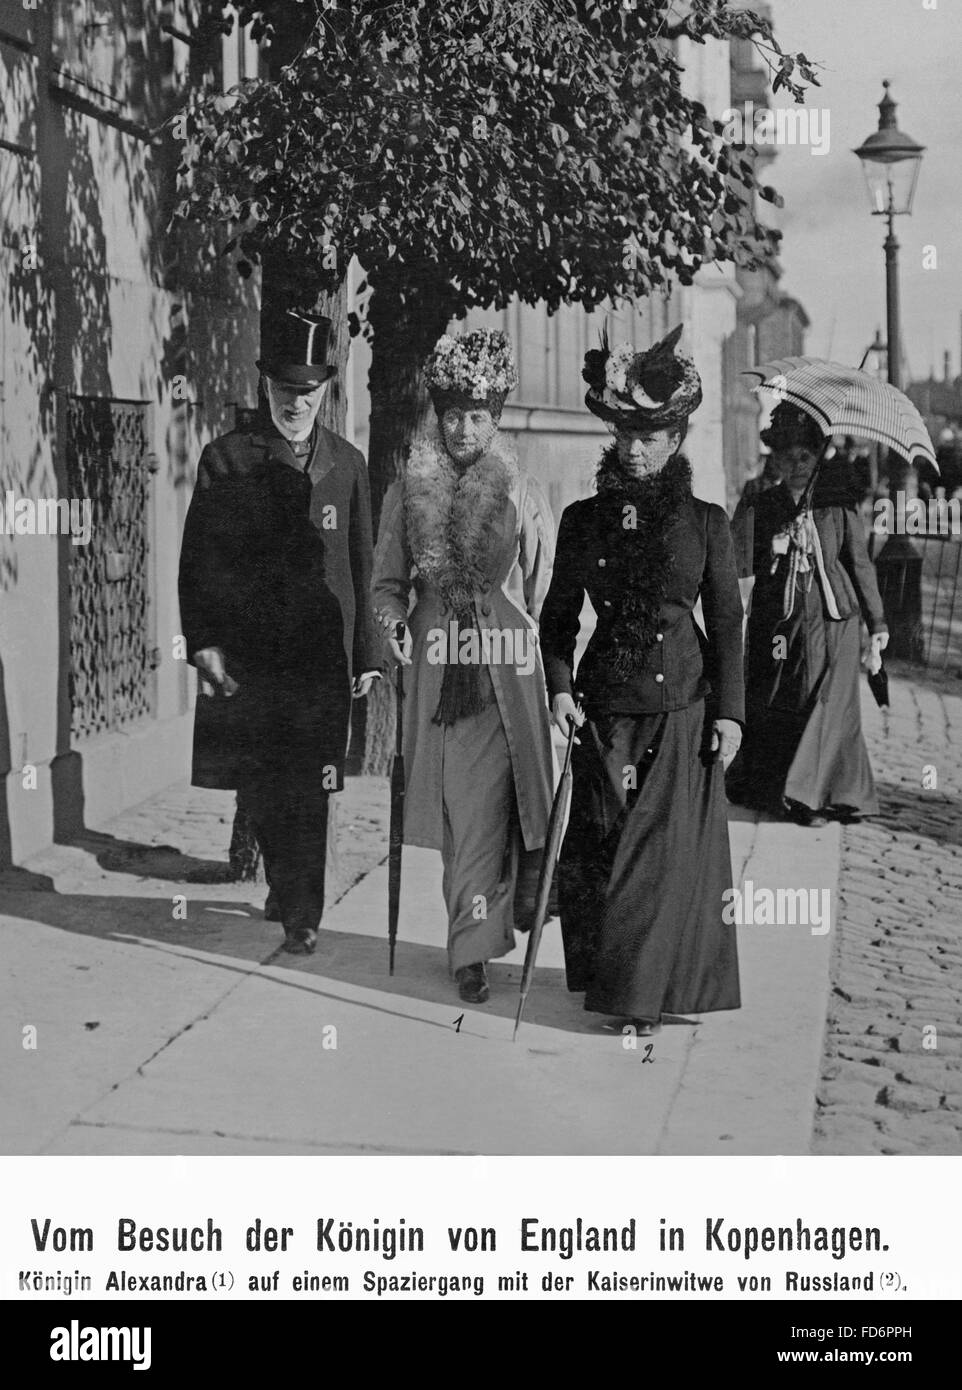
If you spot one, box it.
[388,625,406,974]
[513,717,578,1042]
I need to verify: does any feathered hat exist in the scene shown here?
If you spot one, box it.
[583,323,702,430]
[424,328,519,420]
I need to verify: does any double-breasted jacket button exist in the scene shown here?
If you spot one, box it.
[656,632,664,642]
[597,558,607,567]
[654,673,665,684]
[603,600,612,608]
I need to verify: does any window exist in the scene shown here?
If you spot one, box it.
[221,3,261,91]
[65,396,156,740]
[50,0,148,127]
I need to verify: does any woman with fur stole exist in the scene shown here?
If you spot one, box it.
[372,329,556,1004]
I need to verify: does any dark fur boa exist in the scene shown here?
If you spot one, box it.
[594,447,694,681]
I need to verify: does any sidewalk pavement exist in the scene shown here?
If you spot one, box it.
[2,721,848,1156]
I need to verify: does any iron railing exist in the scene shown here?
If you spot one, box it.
[871,528,962,673]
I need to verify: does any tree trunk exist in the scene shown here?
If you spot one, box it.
[362,280,452,774]
[229,265,349,882]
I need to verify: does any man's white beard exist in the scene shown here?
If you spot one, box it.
[264,380,323,442]
[269,401,318,443]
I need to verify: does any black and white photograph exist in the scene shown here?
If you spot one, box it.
[1,0,961,1327]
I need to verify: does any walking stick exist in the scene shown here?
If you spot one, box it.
[513,716,578,1041]
[388,623,406,975]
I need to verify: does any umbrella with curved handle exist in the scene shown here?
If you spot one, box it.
[513,716,578,1042]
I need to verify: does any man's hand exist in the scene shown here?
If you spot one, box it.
[771,531,791,556]
[193,647,238,697]
[867,630,889,675]
[711,717,742,771]
[352,671,382,699]
[387,625,413,667]
[552,693,585,739]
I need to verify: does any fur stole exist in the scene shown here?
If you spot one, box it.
[594,448,694,681]
[403,422,519,617]
[402,423,519,723]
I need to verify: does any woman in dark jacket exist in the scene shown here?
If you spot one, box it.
[727,404,888,826]
[539,326,745,1034]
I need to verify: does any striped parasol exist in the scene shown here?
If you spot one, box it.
[744,356,937,469]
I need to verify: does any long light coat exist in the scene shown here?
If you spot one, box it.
[372,432,556,852]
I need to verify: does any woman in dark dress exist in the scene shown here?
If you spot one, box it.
[539,326,745,1034]
[727,404,889,826]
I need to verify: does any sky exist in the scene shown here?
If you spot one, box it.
[760,0,961,383]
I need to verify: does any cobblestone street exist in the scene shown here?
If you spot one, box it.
[815,662,962,1154]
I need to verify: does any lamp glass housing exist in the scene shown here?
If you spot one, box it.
[858,152,923,216]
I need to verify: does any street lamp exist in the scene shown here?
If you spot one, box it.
[853,81,925,392]
[855,84,926,659]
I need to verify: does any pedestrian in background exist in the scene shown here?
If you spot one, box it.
[727,403,888,826]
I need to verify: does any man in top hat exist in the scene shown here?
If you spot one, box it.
[178,310,380,954]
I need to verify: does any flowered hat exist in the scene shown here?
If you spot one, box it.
[583,323,702,430]
[424,328,519,420]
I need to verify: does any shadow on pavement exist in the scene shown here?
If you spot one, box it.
[76,828,239,883]
[0,885,602,1037]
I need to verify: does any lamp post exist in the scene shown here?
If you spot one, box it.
[859,330,887,497]
[854,81,925,394]
[855,84,926,660]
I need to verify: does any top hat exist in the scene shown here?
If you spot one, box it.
[257,310,337,389]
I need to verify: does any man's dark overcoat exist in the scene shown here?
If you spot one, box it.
[178,423,353,791]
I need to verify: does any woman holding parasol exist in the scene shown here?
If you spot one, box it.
[727,402,888,825]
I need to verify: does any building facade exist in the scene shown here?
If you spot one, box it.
[721,17,810,512]
[0,1,259,866]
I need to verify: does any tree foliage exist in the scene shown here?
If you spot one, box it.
[177,0,819,329]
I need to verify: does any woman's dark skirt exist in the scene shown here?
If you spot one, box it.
[559,698,741,1020]
[728,599,878,817]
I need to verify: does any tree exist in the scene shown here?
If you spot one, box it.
[176,0,818,769]
[177,0,817,510]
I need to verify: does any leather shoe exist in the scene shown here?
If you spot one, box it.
[455,963,490,1004]
[282,928,317,955]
